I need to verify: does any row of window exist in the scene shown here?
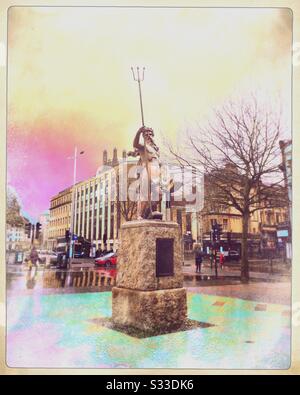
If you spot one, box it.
[51,204,70,216]
[74,204,115,240]
[75,178,111,200]
[50,217,70,227]
[48,228,68,238]
[208,211,286,233]
[260,211,286,225]
[50,193,71,209]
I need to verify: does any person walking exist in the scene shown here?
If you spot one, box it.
[209,248,214,270]
[29,246,40,272]
[194,243,203,273]
[219,252,225,270]
[95,247,102,258]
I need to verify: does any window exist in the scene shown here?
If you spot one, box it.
[210,219,217,227]
[98,218,102,240]
[222,219,228,231]
[88,219,92,240]
[177,210,182,228]
[110,215,114,239]
[186,213,191,232]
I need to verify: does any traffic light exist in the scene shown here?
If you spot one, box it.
[211,224,217,242]
[65,229,71,243]
[216,224,222,241]
[211,223,222,242]
[25,223,32,238]
[35,222,41,239]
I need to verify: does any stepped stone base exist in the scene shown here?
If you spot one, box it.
[112,287,187,331]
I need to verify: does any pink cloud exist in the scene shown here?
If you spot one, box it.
[7,119,113,221]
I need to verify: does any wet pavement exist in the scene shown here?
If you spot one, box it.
[6,265,291,369]
[183,261,291,283]
[188,282,291,305]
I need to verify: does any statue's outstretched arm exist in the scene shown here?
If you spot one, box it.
[133,128,144,151]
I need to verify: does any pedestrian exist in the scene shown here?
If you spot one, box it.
[219,252,224,270]
[209,248,214,270]
[26,268,37,289]
[194,243,203,273]
[29,246,40,270]
[95,247,102,258]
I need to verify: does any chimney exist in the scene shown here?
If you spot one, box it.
[122,150,127,159]
[103,149,107,165]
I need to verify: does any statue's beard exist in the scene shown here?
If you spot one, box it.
[144,135,154,145]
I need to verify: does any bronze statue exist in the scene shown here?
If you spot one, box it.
[128,126,163,219]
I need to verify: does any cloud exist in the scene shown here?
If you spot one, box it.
[7,7,292,218]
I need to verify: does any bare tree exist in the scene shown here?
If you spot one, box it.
[7,188,25,228]
[115,168,137,223]
[118,198,137,222]
[168,97,288,282]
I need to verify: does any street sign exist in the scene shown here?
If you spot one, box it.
[277,229,289,238]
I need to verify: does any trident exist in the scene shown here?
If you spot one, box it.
[131,66,145,126]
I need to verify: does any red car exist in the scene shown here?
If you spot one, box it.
[95,252,117,267]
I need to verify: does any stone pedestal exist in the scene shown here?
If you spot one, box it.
[112,220,187,331]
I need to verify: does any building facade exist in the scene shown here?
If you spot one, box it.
[279,139,292,260]
[200,201,288,256]
[6,224,29,251]
[72,164,118,251]
[38,211,50,249]
[47,187,72,250]
[279,139,292,214]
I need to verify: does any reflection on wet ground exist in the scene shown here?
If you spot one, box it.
[43,269,116,289]
[7,265,117,295]
[6,265,291,369]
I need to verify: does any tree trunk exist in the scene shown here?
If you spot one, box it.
[241,211,250,283]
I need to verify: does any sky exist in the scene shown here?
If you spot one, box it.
[7,6,292,221]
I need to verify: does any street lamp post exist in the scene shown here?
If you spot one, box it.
[69,147,84,259]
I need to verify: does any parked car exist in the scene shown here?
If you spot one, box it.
[74,251,85,258]
[95,252,117,267]
[37,250,58,265]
